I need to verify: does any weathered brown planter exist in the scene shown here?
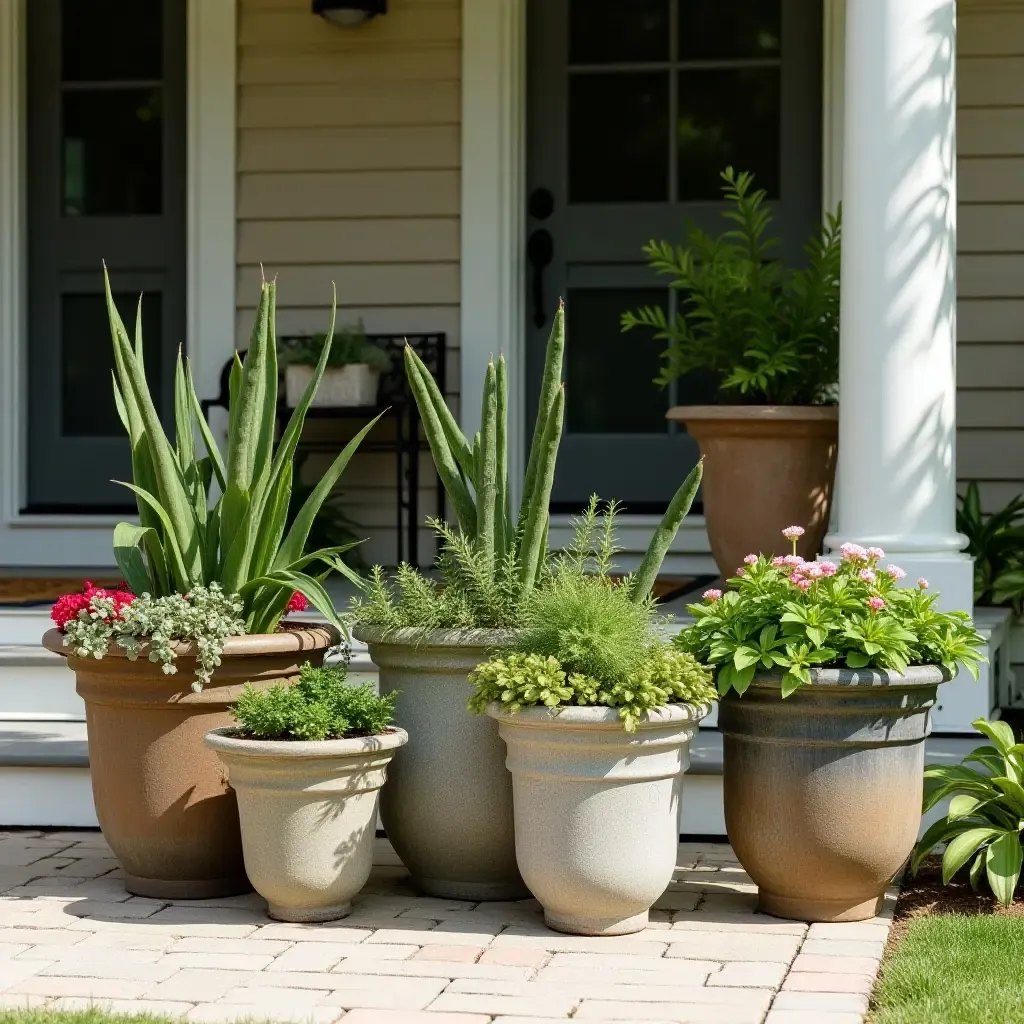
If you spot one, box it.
[43,624,339,899]
[666,405,838,577]
[720,666,946,923]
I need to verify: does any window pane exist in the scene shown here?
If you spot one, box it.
[677,68,780,200]
[678,0,781,60]
[566,288,669,434]
[63,88,163,216]
[62,292,163,437]
[62,0,163,82]
[569,0,669,64]
[570,73,668,202]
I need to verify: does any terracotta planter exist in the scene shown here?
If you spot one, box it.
[666,405,838,576]
[720,666,945,922]
[205,726,408,922]
[43,624,340,899]
[488,703,709,935]
[354,626,526,900]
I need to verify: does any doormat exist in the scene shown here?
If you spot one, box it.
[0,578,123,608]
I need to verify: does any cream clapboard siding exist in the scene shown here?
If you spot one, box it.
[958,3,1024,514]
[236,0,458,566]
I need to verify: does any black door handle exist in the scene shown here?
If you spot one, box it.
[527,229,553,328]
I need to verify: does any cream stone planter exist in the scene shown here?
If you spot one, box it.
[285,364,380,408]
[488,702,710,935]
[354,626,526,900]
[205,726,407,922]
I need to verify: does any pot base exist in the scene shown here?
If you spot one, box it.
[415,875,530,902]
[758,890,885,924]
[268,902,352,923]
[543,909,649,936]
[124,872,252,900]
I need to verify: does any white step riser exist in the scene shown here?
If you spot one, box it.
[0,767,97,827]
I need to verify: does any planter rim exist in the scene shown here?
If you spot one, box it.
[204,725,409,759]
[744,665,949,690]
[667,404,838,423]
[42,623,341,661]
[485,701,713,729]
[353,624,514,649]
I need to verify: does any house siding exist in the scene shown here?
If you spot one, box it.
[236,0,459,565]
[958,3,1024,514]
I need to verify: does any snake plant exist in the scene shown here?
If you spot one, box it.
[106,268,375,636]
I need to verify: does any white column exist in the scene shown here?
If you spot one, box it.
[826,0,982,730]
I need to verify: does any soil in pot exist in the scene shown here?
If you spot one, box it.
[43,624,340,899]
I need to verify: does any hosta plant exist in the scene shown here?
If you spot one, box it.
[914,718,1024,906]
[104,269,374,637]
[676,527,986,697]
[468,493,716,731]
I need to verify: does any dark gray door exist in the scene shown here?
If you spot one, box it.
[27,0,185,511]
[527,0,822,511]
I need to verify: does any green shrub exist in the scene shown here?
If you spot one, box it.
[232,663,396,741]
[278,322,392,371]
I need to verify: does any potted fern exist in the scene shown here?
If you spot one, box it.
[206,662,406,922]
[469,492,715,936]
[622,168,842,577]
[43,271,376,899]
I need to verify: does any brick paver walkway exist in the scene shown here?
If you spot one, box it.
[0,831,895,1024]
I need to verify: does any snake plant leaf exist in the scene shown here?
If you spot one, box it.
[113,522,157,596]
[519,385,564,593]
[219,484,254,595]
[249,462,294,582]
[253,279,279,501]
[477,361,498,567]
[495,355,510,559]
[113,481,191,593]
[174,350,196,479]
[239,569,346,637]
[227,281,272,495]
[185,359,226,493]
[277,543,365,576]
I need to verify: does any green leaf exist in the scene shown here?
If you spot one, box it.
[986,831,1022,906]
[185,358,226,492]
[173,349,195,476]
[993,776,1024,817]
[913,818,971,873]
[733,647,760,671]
[112,523,156,596]
[942,827,1001,883]
[780,670,803,697]
[949,794,985,819]
[974,718,1016,756]
[239,569,346,638]
[969,849,986,891]
[113,481,191,592]
[846,650,870,669]
[731,663,756,695]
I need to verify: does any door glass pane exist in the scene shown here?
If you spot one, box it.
[566,289,668,434]
[62,0,163,82]
[62,292,163,437]
[63,88,163,216]
[677,68,781,200]
[678,0,782,60]
[570,73,668,202]
[569,0,670,64]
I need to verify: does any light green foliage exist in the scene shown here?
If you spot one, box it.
[278,321,391,371]
[467,499,716,730]
[106,268,375,639]
[913,718,1024,907]
[676,543,986,698]
[621,168,841,406]
[957,481,1024,612]
[232,662,397,741]
[61,586,245,690]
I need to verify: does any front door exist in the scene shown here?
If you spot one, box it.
[26,0,186,511]
[527,0,823,511]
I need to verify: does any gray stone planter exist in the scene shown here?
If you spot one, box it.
[204,726,408,922]
[720,665,947,923]
[488,702,710,935]
[354,626,526,900]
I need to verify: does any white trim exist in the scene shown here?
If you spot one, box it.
[0,0,236,566]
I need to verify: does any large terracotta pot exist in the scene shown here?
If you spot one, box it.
[354,626,527,900]
[205,725,408,922]
[43,624,339,899]
[720,666,945,923]
[488,702,709,936]
[667,405,838,576]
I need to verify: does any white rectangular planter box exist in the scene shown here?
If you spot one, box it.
[285,364,380,408]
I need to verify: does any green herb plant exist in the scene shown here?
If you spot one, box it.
[232,662,397,741]
[677,530,986,697]
[468,491,716,732]
[278,321,391,372]
[913,718,1024,906]
[621,168,841,405]
[106,269,375,639]
[957,481,1024,612]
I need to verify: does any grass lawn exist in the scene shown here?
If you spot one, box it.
[0,1014,178,1024]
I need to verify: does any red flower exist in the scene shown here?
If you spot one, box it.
[51,581,136,631]
[286,592,308,614]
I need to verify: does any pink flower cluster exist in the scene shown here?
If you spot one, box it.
[703,589,723,602]
[51,581,136,630]
[286,592,309,614]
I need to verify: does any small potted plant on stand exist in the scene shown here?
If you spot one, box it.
[677,529,986,922]
[469,486,716,936]
[622,168,842,576]
[280,321,391,408]
[206,661,407,922]
[43,273,376,899]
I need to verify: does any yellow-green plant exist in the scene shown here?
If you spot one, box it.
[106,269,375,636]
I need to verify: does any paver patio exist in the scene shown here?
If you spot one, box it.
[0,831,895,1024]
